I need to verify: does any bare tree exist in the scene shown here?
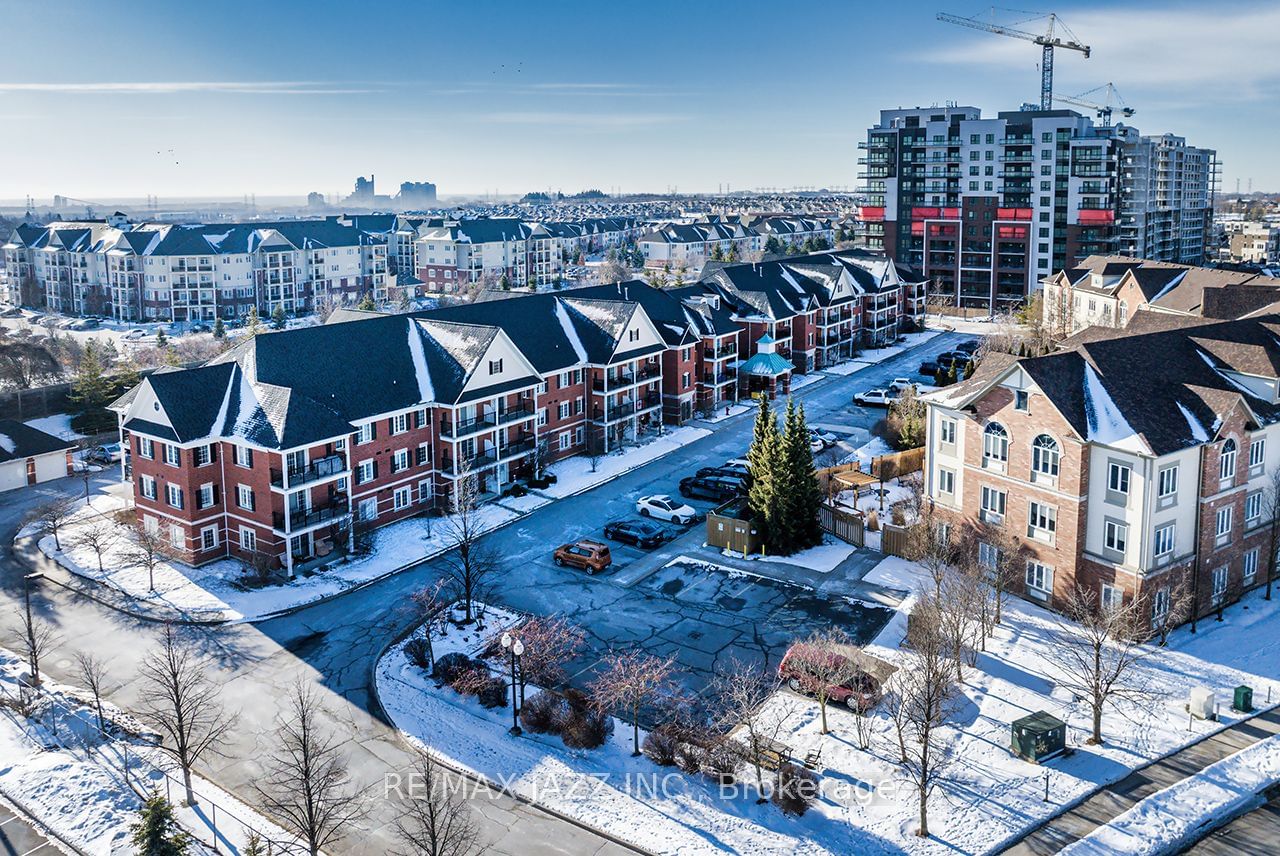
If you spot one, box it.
[31,497,77,551]
[507,615,585,690]
[129,525,175,592]
[409,580,452,673]
[1143,573,1195,647]
[75,651,110,735]
[783,628,862,736]
[895,592,958,838]
[76,523,117,574]
[393,753,485,856]
[1049,585,1154,745]
[1262,468,1280,601]
[937,566,982,682]
[975,525,1023,627]
[137,624,237,804]
[589,650,678,756]
[258,681,365,856]
[11,606,57,691]
[438,472,501,623]
[710,659,802,802]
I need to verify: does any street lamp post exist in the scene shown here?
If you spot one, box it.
[501,632,524,736]
[23,572,44,688]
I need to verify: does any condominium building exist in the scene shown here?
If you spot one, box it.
[855,106,1217,309]
[922,312,1280,629]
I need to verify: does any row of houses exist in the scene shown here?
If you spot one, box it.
[108,250,926,573]
[923,309,1280,630]
[637,216,836,270]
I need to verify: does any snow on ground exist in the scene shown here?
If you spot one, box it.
[1059,733,1280,856]
[0,647,298,855]
[23,413,84,441]
[39,487,550,623]
[820,331,942,375]
[787,372,825,392]
[722,537,855,574]
[541,425,710,499]
[840,435,895,468]
[699,402,752,424]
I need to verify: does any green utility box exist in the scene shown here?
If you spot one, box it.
[1234,685,1254,713]
[1011,711,1067,764]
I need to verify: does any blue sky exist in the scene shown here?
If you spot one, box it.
[1,0,1276,201]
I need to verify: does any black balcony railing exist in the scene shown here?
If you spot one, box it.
[271,454,346,488]
[495,405,535,426]
[498,437,536,459]
[274,498,349,531]
[440,413,497,437]
[441,451,497,476]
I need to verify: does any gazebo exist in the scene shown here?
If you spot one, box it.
[737,334,793,400]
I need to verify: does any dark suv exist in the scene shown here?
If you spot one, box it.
[602,519,666,549]
[679,475,742,502]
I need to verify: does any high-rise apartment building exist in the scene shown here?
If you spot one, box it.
[855,106,1217,309]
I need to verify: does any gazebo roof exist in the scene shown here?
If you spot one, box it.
[739,351,793,377]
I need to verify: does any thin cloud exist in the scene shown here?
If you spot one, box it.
[473,111,686,128]
[0,81,378,95]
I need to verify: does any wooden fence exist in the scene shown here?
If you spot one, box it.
[818,503,864,548]
[871,447,925,481]
[881,522,912,559]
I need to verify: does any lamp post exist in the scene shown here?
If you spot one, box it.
[501,632,524,736]
[23,572,44,688]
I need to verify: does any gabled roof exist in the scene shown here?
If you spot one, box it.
[0,420,74,464]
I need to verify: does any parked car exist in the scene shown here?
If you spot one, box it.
[853,388,899,407]
[0,306,23,318]
[636,494,696,524]
[697,465,750,480]
[87,443,124,464]
[678,475,742,502]
[936,351,974,370]
[189,322,211,333]
[778,643,884,712]
[123,329,147,341]
[552,540,612,574]
[602,519,667,549]
[717,460,751,478]
[810,428,837,448]
[954,338,981,354]
[918,359,939,375]
[888,377,916,393]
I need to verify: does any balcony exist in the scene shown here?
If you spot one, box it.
[714,343,737,358]
[274,498,350,533]
[440,412,497,438]
[702,371,735,386]
[495,405,536,426]
[271,454,347,488]
[441,450,498,476]
[497,437,536,460]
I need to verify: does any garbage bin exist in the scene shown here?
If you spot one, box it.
[1234,685,1254,713]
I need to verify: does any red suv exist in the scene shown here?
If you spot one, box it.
[778,643,884,712]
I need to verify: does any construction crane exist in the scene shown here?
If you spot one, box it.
[1054,82,1134,127]
[937,8,1091,109]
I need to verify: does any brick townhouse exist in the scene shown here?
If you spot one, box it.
[110,251,923,573]
[923,312,1280,628]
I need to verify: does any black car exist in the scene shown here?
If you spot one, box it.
[696,466,748,480]
[919,359,939,375]
[954,339,981,354]
[602,519,667,549]
[679,475,742,502]
[935,351,975,370]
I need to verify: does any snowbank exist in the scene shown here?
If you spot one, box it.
[542,425,710,499]
[24,413,84,441]
[722,538,855,574]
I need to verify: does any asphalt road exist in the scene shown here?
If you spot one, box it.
[0,330,963,855]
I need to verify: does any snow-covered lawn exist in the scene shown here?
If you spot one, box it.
[23,413,84,441]
[822,331,942,376]
[38,489,550,623]
[840,435,894,468]
[1060,733,1280,856]
[0,648,298,855]
[721,537,855,574]
[699,402,752,423]
[541,425,710,499]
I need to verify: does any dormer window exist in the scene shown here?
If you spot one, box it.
[628,329,640,343]
[1219,438,1237,481]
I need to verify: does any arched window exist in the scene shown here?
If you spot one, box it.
[1032,434,1060,477]
[1219,438,1237,481]
[983,422,1009,464]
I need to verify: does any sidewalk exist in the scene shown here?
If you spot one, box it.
[1001,705,1280,855]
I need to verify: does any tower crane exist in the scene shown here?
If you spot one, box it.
[1054,82,1133,127]
[937,8,1090,109]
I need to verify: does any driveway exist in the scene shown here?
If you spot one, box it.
[0,331,956,855]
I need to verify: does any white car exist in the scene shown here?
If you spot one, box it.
[123,329,147,340]
[888,377,916,392]
[853,388,899,407]
[636,494,697,524]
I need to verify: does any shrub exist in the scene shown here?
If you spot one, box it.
[703,742,739,785]
[641,727,679,766]
[674,742,706,774]
[449,666,488,697]
[404,637,432,670]
[559,705,614,750]
[772,763,819,816]
[507,483,528,498]
[890,505,906,527]
[475,676,508,709]
[866,509,880,532]
[433,652,477,684]
[520,691,565,734]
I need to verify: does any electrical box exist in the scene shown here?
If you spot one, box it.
[1189,687,1216,720]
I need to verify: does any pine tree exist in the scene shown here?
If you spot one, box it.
[70,341,113,412]
[212,317,225,340]
[243,832,267,856]
[963,359,975,380]
[786,402,824,549]
[244,306,264,337]
[934,366,949,387]
[131,791,192,856]
[499,273,511,290]
[270,304,286,330]
[947,363,958,385]
[155,328,168,349]
[115,356,141,392]
[746,396,782,547]
[100,337,120,367]
[771,399,802,554]
[357,293,376,311]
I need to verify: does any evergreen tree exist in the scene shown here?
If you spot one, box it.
[835,227,848,243]
[726,242,739,262]
[100,337,120,367]
[746,396,782,548]
[131,791,192,856]
[115,356,141,392]
[934,366,949,387]
[212,317,225,340]
[785,402,824,549]
[499,273,511,290]
[710,245,724,262]
[947,363,958,385]
[70,341,113,412]
[242,832,267,856]
[244,306,264,337]
[357,293,377,311]
[963,359,976,380]
[270,304,286,330]
[155,328,168,349]
[771,399,802,554]
[162,346,183,367]
[764,236,782,255]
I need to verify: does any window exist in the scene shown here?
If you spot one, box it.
[537,408,548,427]
[169,524,184,547]
[558,431,572,451]
[628,329,639,342]
[1104,519,1127,554]
[980,485,1006,521]
[1032,435,1060,479]
[393,486,411,510]
[1219,438,1237,481]
[240,527,256,552]
[1100,584,1123,612]
[1216,506,1232,540]
[1025,561,1053,598]
[983,422,1008,466]
[200,525,218,550]
[165,484,184,509]
[1246,491,1262,526]
[1014,389,1029,412]
[415,408,427,428]
[939,418,956,446]
[392,449,409,473]
[236,484,255,511]
[358,498,378,521]
[1244,548,1259,583]
[1158,465,1178,502]
[416,443,430,467]
[1211,566,1228,605]
[1154,522,1175,558]
[140,475,157,500]
[163,444,181,467]
[488,358,503,375]
[1152,587,1169,624]
[558,402,570,420]
[357,460,375,484]
[418,479,433,505]
[1249,437,1265,473]
[1028,501,1057,541]
[197,483,215,510]
[1108,462,1131,496]
[356,423,375,445]
[978,541,1000,570]
[139,437,155,459]
[937,467,955,495]
[194,444,213,466]
[392,413,408,434]
[235,445,253,468]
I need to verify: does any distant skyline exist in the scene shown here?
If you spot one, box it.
[1,0,1277,202]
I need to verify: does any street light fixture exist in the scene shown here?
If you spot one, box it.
[501,631,525,736]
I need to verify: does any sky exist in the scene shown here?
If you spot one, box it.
[1,0,1276,202]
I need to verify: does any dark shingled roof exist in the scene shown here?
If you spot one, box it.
[0,420,74,464]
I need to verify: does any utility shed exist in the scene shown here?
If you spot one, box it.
[1011,711,1066,764]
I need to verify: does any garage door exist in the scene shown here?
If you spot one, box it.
[0,460,26,493]
[33,452,68,484]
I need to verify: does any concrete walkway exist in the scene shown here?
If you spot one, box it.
[1002,705,1280,855]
